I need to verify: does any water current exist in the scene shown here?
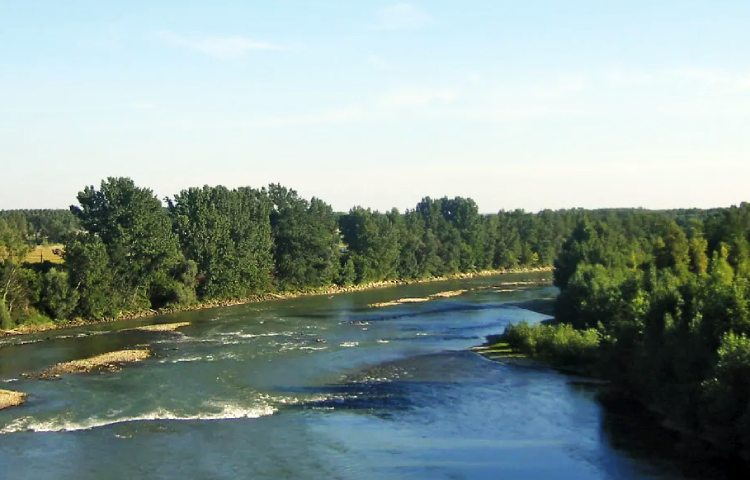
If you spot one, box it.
[0,273,724,479]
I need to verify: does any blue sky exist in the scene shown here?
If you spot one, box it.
[1,1,749,212]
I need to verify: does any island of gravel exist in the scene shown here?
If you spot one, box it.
[38,349,152,379]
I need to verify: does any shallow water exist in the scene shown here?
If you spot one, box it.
[0,273,719,479]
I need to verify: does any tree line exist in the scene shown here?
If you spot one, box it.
[2,176,585,328]
[505,202,750,461]
[0,176,733,331]
[0,209,79,244]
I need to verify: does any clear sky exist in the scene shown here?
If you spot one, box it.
[1,1,749,212]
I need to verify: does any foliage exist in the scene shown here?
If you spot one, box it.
[41,268,78,320]
[700,332,750,454]
[168,186,273,299]
[0,301,12,330]
[0,217,32,262]
[70,177,192,312]
[0,209,79,244]
[339,207,400,283]
[1,217,36,326]
[3,178,750,460]
[64,233,119,319]
[549,202,750,459]
[4,178,750,456]
[6,180,596,325]
[336,255,357,287]
[1,182,739,330]
[268,185,340,290]
[503,321,600,366]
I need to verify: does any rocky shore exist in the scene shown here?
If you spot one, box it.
[1,267,552,338]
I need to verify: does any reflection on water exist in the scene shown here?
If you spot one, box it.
[0,273,729,479]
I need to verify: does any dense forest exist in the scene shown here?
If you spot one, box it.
[503,202,750,461]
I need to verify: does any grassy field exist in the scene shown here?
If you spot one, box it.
[24,244,64,264]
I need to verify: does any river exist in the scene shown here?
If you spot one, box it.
[0,273,726,479]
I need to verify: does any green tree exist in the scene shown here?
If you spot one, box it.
[0,217,32,327]
[0,301,11,330]
[169,186,273,299]
[70,177,193,312]
[268,185,340,290]
[41,268,78,320]
[336,255,357,286]
[64,233,119,319]
[339,207,400,283]
[702,332,750,456]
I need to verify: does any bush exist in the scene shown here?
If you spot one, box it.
[149,260,198,309]
[41,268,78,320]
[21,310,54,326]
[0,301,13,330]
[503,321,600,366]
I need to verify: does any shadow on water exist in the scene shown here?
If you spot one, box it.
[282,301,517,323]
[274,351,482,418]
[277,381,417,417]
[355,301,554,324]
[282,348,749,480]
[595,390,748,480]
[5,274,743,480]
[505,297,557,316]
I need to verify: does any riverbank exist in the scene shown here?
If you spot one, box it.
[0,266,553,338]
[473,318,749,474]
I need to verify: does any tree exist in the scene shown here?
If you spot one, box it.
[0,209,79,244]
[0,301,11,330]
[493,211,522,269]
[64,233,119,319]
[339,207,400,283]
[652,220,690,273]
[70,177,193,312]
[336,255,356,286]
[169,186,273,299]
[0,217,32,327]
[41,268,78,320]
[413,196,483,274]
[702,332,750,456]
[268,185,340,290]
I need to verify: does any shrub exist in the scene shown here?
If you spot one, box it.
[503,321,600,366]
[41,268,78,320]
[0,301,13,330]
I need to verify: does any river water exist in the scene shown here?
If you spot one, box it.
[0,273,721,479]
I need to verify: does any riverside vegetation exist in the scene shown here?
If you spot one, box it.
[1,177,580,330]
[2,177,750,464]
[494,204,750,463]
